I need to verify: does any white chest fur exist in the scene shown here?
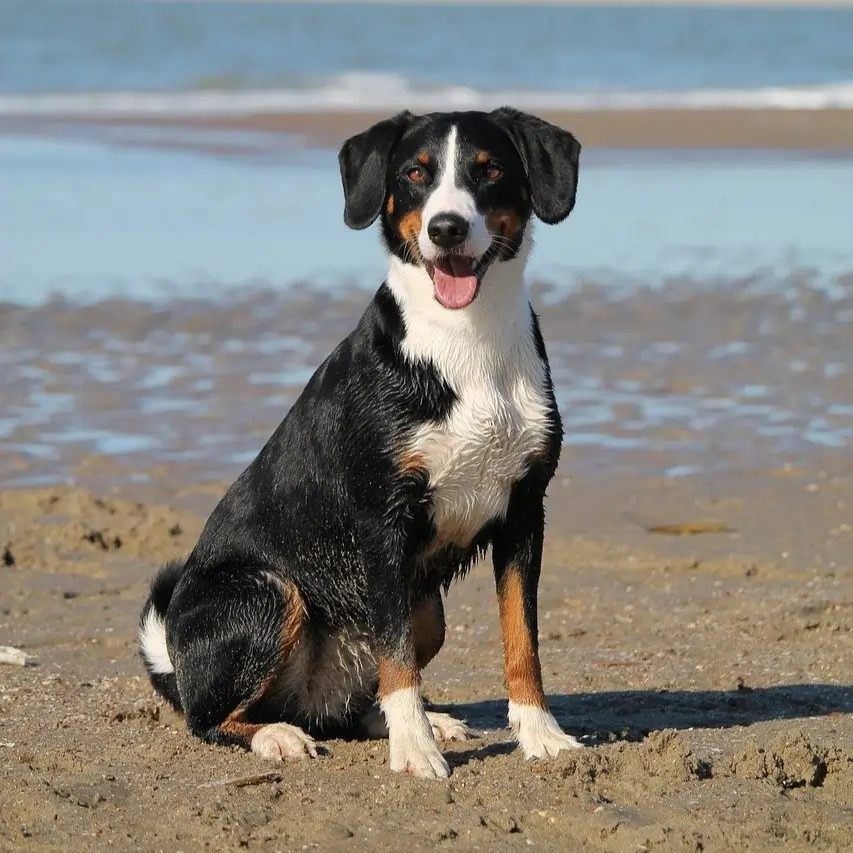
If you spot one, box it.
[388,253,553,551]
[411,354,551,549]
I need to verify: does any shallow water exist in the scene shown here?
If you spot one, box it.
[3,133,853,306]
[2,126,853,485]
[2,277,852,487]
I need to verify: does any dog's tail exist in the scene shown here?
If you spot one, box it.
[138,558,186,713]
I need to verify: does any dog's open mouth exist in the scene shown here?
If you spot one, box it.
[427,243,501,310]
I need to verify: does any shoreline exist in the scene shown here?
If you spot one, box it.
[4,108,853,151]
[3,275,852,489]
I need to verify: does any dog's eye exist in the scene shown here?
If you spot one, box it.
[407,166,425,184]
[486,164,503,182]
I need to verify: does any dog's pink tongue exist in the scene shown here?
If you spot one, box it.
[432,257,478,309]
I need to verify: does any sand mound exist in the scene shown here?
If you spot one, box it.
[0,487,203,573]
[729,730,853,791]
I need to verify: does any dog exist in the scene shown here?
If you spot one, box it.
[139,107,581,779]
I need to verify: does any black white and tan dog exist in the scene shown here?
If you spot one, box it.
[139,107,582,779]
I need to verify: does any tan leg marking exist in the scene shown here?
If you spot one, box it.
[499,568,583,757]
[378,657,420,699]
[497,567,547,710]
[379,658,447,778]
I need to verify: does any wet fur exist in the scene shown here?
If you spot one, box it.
[139,108,581,773]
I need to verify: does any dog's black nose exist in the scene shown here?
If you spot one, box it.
[427,213,469,249]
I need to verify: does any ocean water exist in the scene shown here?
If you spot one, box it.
[3,3,852,483]
[3,135,853,305]
[2,2,853,115]
[2,2,853,303]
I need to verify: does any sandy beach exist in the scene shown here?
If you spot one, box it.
[2,464,852,852]
[3,3,853,846]
[2,280,852,852]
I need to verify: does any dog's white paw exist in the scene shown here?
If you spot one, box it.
[250,723,318,761]
[382,688,450,779]
[389,731,450,779]
[426,711,470,743]
[508,702,583,760]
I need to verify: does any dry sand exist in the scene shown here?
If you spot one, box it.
[2,457,852,852]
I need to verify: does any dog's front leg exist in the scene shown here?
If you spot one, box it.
[377,650,449,779]
[492,486,583,759]
[363,538,450,779]
[375,619,450,778]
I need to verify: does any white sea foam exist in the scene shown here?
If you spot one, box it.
[2,73,853,118]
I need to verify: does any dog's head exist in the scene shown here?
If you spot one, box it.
[339,109,580,311]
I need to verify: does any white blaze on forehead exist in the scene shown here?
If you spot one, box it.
[421,126,470,223]
[418,125,491,261]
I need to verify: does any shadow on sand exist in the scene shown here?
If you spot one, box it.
[431,683,853,752]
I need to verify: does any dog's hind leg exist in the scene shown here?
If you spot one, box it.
[169,568,316,761]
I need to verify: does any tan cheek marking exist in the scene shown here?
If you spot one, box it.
[386,194,395,215]
[475,150,490,165]
[417,151,430,166]
[398,209,424,260]
[412,596,445,670]
[378,658,420,698]
[498,567,546,709]
[486,208,523,241]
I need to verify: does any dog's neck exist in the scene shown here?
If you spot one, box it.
[384,228,539,383]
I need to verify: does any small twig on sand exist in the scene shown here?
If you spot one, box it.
[198,771,282,789]
[645,521,735,536]
[0,646,38,667]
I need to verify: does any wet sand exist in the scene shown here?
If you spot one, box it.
[2,279,853,852]
[7,107,853,151]
[3,278,853,487]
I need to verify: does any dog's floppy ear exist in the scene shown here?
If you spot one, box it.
[338,111,414,230]
[490,107,581,225]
